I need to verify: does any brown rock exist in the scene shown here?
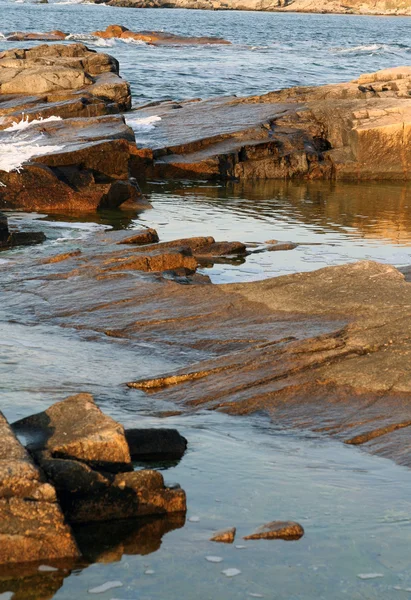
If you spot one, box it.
[210,527,236,543]
[64,469,187,523]
[244,521,304,540]
[119,228,160,245]
[92,24,231,45]
[104,248,198,273]
[12,393,132,472]
[0,413,79,565]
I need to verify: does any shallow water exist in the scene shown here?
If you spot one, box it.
[2,3,411,598]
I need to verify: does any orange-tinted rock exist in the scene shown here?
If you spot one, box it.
[6,30,67,41]
[244,521,304,540]
[210,527,236,543]
[13,393,132,472]
[92,24,231,45]
[0,413,79,565]
[118,228,159,245]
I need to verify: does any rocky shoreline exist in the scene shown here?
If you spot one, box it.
[2,39,411,582]
[89,0,411,17]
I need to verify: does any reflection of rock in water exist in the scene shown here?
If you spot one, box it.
[150,180,411,246]
[74,513,186,563]
[0,560,73,600]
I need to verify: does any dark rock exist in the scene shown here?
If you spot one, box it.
[210,527,236,543]
[125,428,187,460]
[244,521,304,540]
[63,469,186,523]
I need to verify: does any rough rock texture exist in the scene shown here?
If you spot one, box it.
[12,394,187,524]
[210,527,236,543]
[13,393,132,472]
[5,30,67,42]
[6,224,411,468]
[125,428,188,460]
[92,24,230,45]
[132,67,411,182]
[0,413,79,565]
[244,521,304,540]
[100,0,411,16]
[0,44,143,211]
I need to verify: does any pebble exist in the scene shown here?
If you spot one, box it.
[205,556,223,563]
[88,581,123,594]
[357,573,384,580]
[222,568,241,577]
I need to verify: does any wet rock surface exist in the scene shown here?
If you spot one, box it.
[0,212,46,249]
[244,521,304,540]
[133,67,411,182]
[7,221,411,468]
[0,44,143,211]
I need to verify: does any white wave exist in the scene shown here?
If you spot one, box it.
[0,117,65,173]
[331,44,389,54]
[5,115,62,132]
[0,33,6,40]
[41,221,110,231]
[125,114,161,134]
[92,38,116,47]
[121,37,147,46]
[66,33,99,42]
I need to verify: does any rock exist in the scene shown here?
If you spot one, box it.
[118,228,159,245]
[6,30,67,41]
[125,428,187,460]
[0,44,139,211]
[104,248,198,273]
[0,213,46,248]
[129,236,247,258]
[92,24,230,45]
[63,469,187,523]
[210,527,236,543]
[13,393,132,472]
[131,67,411,182]
[244,521,304,540]
[96,0,411,16]
[0,413,79,565]
[0,212,9,243]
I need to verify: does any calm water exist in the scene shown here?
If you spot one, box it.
[2,4,411,599]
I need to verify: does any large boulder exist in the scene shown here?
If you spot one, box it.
[125,428,188,460]
[0,413,79,565]
[13,393,132,472]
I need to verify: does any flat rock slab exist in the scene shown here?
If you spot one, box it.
[244,521,304,541]
[13,393,132,472]
[0,413,79,565]
[92,24,231,45]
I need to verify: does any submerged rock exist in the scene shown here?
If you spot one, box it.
[210,527,236,543]
[244,521,304,540]
[0,413,79,565]
[125,428,188,460]
[0,213,46,248]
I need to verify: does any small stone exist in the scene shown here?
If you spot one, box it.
[244,521,304,541]
[205,556,223,563]
[222,568,241,577]
[210,527,236,544]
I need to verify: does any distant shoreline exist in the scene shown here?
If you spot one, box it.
[99,0,411,17]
